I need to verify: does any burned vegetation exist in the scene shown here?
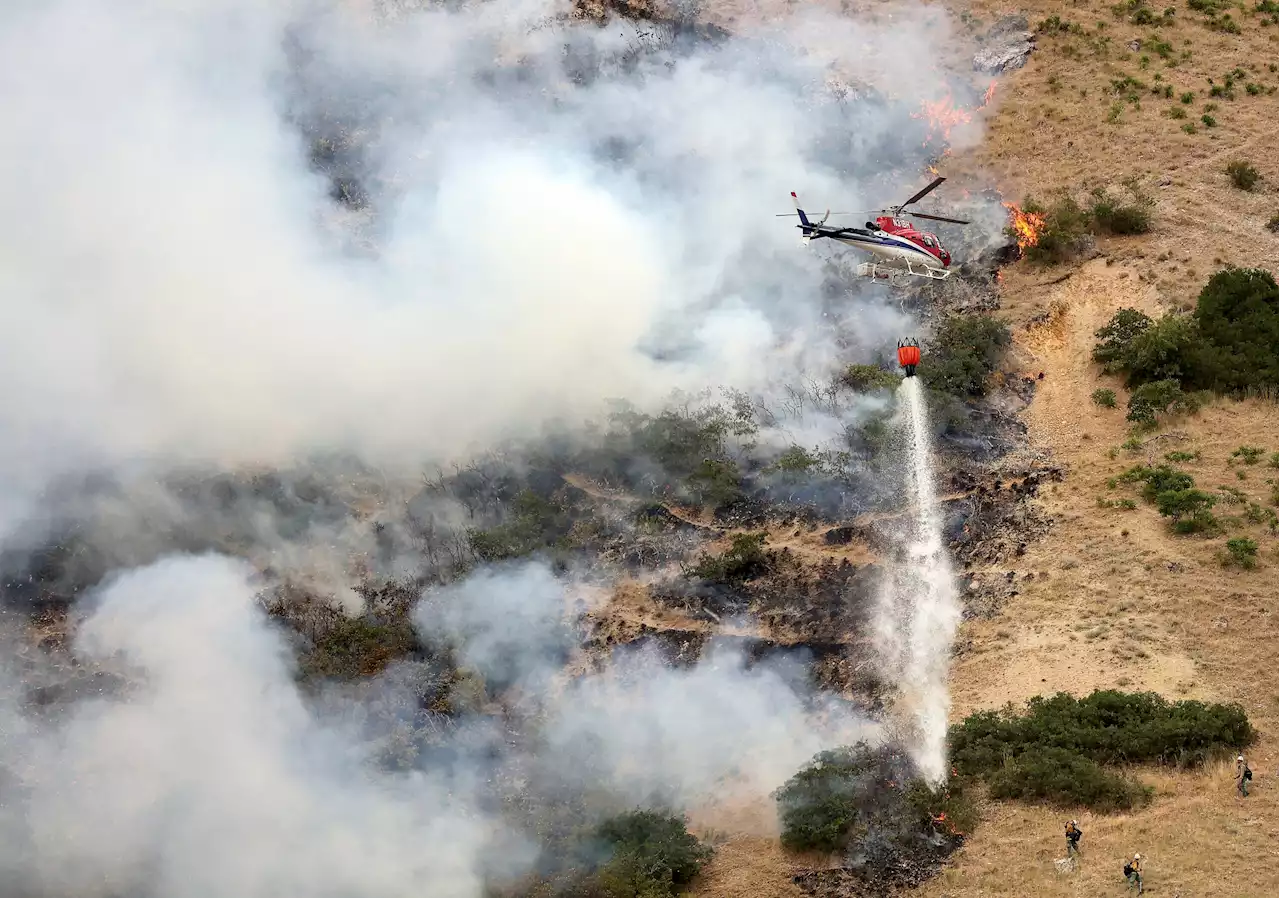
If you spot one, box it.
[0,7,1066,898]
[0,290,1051,897]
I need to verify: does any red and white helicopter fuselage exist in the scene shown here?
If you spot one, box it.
[782,177,968,282]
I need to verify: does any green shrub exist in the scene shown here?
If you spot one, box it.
[775,742,973,861]
[469,489,574,561]
[850,413,892,462]
[768,445,821,474]
[591,810,712,896]
[1121,313,1198,388]
[1164,450,1200,462]
[986,746,1152,811]
[1093,308,1153,372]
[1188,268,1279,394]
[686,532,773,583]
[1231,446,1264,465]
[1118,464,1195,500]
[1180,90,1195,102]
[840,364,900,392]
[1169,105,1187,118]
[1094,270,1278,396]
[1017,194,1094,263]
[1227,160,1261,190]
[902,778,981,836]
[920,315,1012,399]
[776,748,871,853]
[1201,113,1217,127]
[949,690,1255,804]
[1087,186,1154,234]
[299,615,421,681]
[1267,215,1279,233]
[1092,388,1118,408]
[1155,487,1219,532]
[1126,378,1202,425]
[685,457,744,507]
[1222,537,1259,569]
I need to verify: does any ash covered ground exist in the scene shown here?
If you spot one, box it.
[0,1,1057,896]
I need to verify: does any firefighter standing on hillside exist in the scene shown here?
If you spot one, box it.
[1124,853,1143,894]
[1236,755,1252,797]
[1064,820,1082,858]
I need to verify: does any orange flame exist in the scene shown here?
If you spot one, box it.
[1003,201,1046,253]
[915,95,972,143]
[914,81,998,144]
[930,811,964,837]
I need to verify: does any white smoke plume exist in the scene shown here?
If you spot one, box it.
[413,559,881,804]
[0,0,999,891]
[0,554,506,898]
[0,553,878,896]
[0,0,999,534]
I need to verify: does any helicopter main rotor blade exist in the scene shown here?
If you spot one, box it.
[908,211,971,225]
[899,176,946,210]
[774,211,858,217]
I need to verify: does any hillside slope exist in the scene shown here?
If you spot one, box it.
[688,0,1278,894]
[921,0,1279,892]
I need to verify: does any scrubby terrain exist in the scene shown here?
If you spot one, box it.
[0,1,1275,897]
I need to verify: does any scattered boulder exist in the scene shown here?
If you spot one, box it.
[974,15,1036,73]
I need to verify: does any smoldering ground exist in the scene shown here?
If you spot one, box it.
[0,0,1005,893]
[0,553,880,898]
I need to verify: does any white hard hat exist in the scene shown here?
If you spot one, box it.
[1238,755,1245,761]
[1134,853,1141,859]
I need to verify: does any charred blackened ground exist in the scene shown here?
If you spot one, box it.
[0,3,1060,897]
[0,233,1053,898]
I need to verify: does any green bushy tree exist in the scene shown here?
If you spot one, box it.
[1187,267,1279,393]
[921,316,1012,399]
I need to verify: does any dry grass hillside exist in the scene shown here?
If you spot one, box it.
[924,0,1279,894]
[944,0,1279,312]
[921,262,1278,898]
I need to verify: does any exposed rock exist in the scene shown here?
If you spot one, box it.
[974,15,1036,73]
[985,13,1030,37]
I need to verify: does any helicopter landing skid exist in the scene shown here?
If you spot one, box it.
[856,261,951,283]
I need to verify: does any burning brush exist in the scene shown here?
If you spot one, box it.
[1002,201,1046,254]
[913,81,998,145]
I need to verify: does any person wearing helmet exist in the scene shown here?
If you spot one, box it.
[1064,819,1082,857]
[1236,755,1252,797]
[1124,853,1143,893]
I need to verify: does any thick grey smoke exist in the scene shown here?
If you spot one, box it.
[414,560,880,804]
[0,0,996,534]
[0,554,504,898]
[0,553,878,896]
[0,0,998,892]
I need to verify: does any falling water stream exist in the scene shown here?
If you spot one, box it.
[874,376,962,785]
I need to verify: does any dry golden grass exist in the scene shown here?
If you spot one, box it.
[930,257,1279,897]
[941,0,1280,312]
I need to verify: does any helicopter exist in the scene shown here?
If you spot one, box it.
[778,176,970,282]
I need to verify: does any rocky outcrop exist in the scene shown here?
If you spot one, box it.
[974,15,1036,73]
